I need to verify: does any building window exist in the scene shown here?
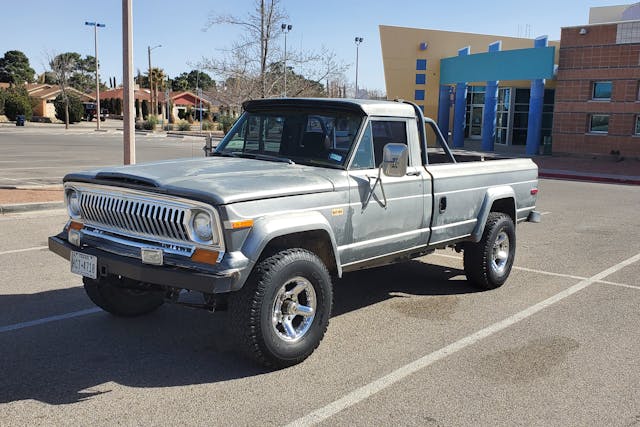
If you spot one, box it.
[414,90,425,101]
[592,81,612,100]
[589,114,609,133]
[416,59,427,71]
[635,116,640,135]
[415,73,426,85]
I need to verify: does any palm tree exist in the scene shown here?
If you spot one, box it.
[148,67,166,117]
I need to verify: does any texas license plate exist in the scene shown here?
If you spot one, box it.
[70,251,97,279]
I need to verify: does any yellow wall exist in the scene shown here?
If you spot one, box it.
[379,25,560,122]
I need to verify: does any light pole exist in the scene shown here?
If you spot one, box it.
[147,44,161,117]
[281,23,292,97]
[354,37,363,99]
[85,21,106,130]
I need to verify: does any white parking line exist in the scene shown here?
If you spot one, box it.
[431,252,632,285]
[0,246,48,256]
[0,308,101,334]
[286,253,640,427]
[603,282,640,292]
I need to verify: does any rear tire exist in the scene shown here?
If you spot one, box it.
[228,248,333,369]
[464,212,516,290]
[83,276,164,317]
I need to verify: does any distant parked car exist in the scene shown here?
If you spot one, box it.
[15,115,25,126]
[82,103,107,122]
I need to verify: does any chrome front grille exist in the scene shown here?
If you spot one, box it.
[79,191,191,243]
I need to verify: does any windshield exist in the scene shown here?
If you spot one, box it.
[215,110,364,168]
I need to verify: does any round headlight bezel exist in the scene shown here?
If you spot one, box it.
[66,189,82,219]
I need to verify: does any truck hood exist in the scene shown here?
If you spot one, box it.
[64,157,337,205]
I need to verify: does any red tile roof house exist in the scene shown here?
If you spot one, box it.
[26,84,95,122]
[98,88,213,123]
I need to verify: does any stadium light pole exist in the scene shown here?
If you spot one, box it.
[281,23,292,97]
[354,37,363,99]
[85,21,106,130]
[148,44,161,117]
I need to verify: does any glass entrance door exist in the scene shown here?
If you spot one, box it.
[469,105,483,138]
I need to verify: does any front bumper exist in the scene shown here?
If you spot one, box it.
[48,233,249,294]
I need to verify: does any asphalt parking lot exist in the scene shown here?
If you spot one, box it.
[0,124,207,187]
[1,178,639,426]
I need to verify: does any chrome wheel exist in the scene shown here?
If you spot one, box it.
[491,230,510,275]
[272,277,316,342]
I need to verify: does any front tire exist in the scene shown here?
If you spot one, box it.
[464,212,516,290]
[228,249,333,369]
[83,276,164,317]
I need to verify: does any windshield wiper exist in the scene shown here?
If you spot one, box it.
[210,151,236,158]
[230,152,295,165]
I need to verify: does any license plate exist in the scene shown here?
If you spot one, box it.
[70,251,97,279]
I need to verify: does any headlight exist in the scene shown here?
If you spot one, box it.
[66,189,81,218]
[191,211,215,243]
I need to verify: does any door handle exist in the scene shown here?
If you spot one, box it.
[439,197,447,213]
[406,170,421,176]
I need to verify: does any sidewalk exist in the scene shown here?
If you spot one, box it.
[1,152,639,214]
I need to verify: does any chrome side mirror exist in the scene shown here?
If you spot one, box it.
[382,143,408,177]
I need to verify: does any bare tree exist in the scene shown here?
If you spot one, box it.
[203,0,347,103]
[47,52,77,129]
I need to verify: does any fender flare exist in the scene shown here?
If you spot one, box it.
[471,186,516,243]
[241,211,342,277]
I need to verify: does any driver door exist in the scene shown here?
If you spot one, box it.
[340,118,431,267]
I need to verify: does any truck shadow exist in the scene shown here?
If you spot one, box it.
[0,259,477,405]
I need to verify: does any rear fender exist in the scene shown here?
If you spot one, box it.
[471,187,516,242]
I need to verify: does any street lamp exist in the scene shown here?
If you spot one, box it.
[147,44,161,117]
[85,21,106,130]
[354,37,363,99]
[281,23,292,97]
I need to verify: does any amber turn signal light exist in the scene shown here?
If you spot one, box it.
[191,248,219,265]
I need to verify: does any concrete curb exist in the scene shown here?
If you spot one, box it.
[0,201,65,215]
[539,170,640,185]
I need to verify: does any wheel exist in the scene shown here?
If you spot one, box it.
[228,248,333,369]
[83,276,164,317]
[463,212,516,290]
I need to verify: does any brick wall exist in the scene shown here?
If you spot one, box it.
[552,24,640,156]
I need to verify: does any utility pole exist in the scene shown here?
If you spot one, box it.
[85,21,106,130]
[354,37,363,99]
[122,0,135,164]
[147,44,161,117]
[281,23,292,97]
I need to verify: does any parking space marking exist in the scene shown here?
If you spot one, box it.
[431,252,633,285]
[0,308,101,334]
[0,246,48,256]
[602,282,640,292]
[286,253,640,427]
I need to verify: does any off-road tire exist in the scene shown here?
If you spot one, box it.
[83,276,164,317]
[228,248,333,369]
[463,212,516,290]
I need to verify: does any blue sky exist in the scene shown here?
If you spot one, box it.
[0,0,627,92]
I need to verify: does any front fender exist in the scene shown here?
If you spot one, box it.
[241,211,342,276]
[471,186,516,242]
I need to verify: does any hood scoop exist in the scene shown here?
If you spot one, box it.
[94,172,160,187]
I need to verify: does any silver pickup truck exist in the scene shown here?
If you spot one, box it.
[49,98,540,368]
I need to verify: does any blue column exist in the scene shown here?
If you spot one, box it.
[453,46,470,148]
[526,36,548,156]
[437,85,451,140]
[482,41,501,152]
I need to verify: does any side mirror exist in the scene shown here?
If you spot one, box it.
[381,143,408,177]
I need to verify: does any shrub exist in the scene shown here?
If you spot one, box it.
[177,120,190,131]
[115,98,122,115]
[177,109,186,120]
[186,106,194,123]
[142,116,157,131]
[54,93,83,123]
[201,120,215,131]
[219,114,237,134]
[4,87,33,121]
